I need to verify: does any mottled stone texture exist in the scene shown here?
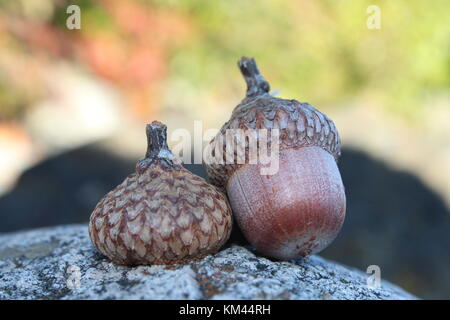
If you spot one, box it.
[0,225,416,300]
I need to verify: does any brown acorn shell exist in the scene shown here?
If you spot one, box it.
[204,57,345,259]
[206,94,341,190]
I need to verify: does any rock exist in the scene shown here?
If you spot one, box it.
[0,225,416,300]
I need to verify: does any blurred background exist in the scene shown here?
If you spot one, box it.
[0,0,449,299]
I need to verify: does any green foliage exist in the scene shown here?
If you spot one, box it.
[0,0,449,121]
[161,0,450,119]
[51,0,116,31]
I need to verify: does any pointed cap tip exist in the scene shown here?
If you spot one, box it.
[237,57,269,97]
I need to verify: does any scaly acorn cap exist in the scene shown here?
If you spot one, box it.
[89,121,233,265]
[205,57,341,190]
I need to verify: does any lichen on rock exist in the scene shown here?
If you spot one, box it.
[0,225,416,300]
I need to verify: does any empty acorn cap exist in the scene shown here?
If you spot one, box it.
[89,121,233,265]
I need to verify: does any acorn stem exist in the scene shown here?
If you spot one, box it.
[145,121,170,159]
[238,57,270,98]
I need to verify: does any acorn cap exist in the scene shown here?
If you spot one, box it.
[206,57,341,190]
[89,121,233,265]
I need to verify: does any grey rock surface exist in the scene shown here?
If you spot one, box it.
[0,224,416,300]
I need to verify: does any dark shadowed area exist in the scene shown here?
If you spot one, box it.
[0,144,449,299]
[325,149,450,300]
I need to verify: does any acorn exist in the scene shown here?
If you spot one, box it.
[205,57,346,260]
[89,121,232,265]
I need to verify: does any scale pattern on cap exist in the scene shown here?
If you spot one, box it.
[89,163,232,265]
[205,95,341,190]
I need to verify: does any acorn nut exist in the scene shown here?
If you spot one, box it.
[205,57,346,260]
[89,121,233,265]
